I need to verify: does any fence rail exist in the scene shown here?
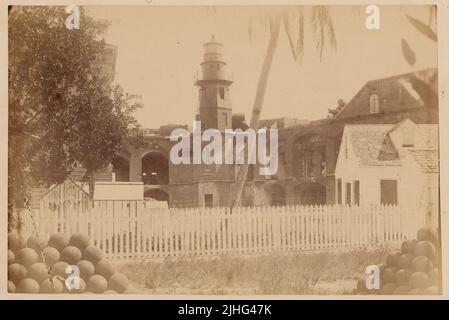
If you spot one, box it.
[20,199,415,260]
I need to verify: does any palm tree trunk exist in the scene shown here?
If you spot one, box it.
[228,15,282,210]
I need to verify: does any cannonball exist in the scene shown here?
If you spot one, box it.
[16,248,38,267]
[95,259,116,279]
[8,233,26,253]
[417,227,432,241]
[17,278,40,293]
[51,261,70,279]
[83,245,104,264]
[26,235,45,253]
[40,278,65,293]
[28,262,50,283]
[108,273,130,293]
[414,241,437,259]
[401,239,417,254]
[8,263,27,283]
[87,275,108,294]
[69,233,91,250]
[386,251,401,267]
[77,260,95,279]
[41,247,60,267]
[48,233,69,252]
[60,246,82,265]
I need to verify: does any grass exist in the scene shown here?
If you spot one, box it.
[119,248,390,295]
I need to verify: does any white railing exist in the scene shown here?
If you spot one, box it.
[20,202,415,260]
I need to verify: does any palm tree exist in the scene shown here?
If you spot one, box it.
[227,6,337,210]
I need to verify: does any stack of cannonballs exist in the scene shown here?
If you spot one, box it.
[355,227,441,295]
[8,232,130,294]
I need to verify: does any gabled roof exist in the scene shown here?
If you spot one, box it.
[413,125,439,150]
[334,68,438,120]
[345,124,401,166]
[343,120,439,171]
[387,118,412,134]
[407,150,439,173]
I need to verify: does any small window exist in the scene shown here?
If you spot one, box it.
[346,182,351,205]
[337,179,342,204]
[204,194,213,208]
[370,94,380,114]
[223,113,228,126]
[217,64,220,70]
[219,87,225,99]
[354,180,360,205]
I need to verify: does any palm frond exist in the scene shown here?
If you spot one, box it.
[406,14,437,42]
[311,6,337,61]
[401,38,416,66]
[283,7,304,63]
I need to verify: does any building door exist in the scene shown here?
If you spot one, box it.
[380,180,398,205]
[204,194,213,208]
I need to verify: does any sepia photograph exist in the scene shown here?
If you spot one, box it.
[5,3,445,298]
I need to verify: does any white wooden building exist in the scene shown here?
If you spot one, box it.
[334,119,439,229]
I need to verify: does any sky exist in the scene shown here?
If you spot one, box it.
[87,5,437,129]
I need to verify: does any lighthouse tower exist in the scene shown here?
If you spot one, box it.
[195,35,233,132]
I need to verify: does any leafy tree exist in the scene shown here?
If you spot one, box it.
[228,7,337,209]
[8,6,142,214]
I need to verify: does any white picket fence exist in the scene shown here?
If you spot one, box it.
[20,199,417,260]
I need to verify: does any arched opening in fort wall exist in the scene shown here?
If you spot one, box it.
[141,152,169,185]
[112,156,130,182]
